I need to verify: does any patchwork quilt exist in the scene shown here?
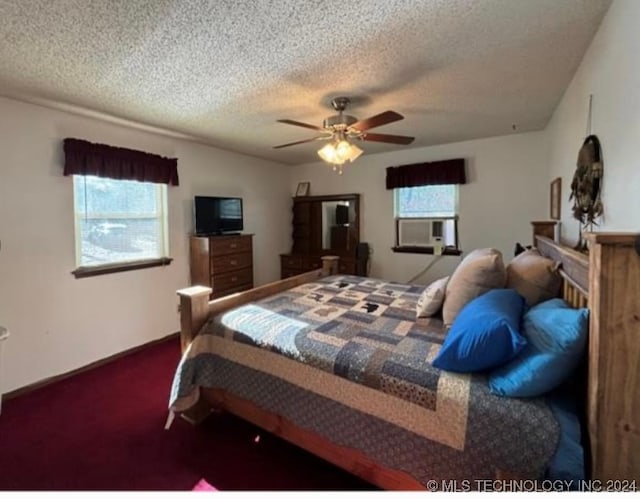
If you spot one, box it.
[170,275,560,483]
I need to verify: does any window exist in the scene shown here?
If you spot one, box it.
[73,175,169,275]
[393,185,460,254]
[395,184,457,218]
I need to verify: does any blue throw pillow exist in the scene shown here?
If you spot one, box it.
[529,297,569,310]
[432,289,526,373]
[488,299,588,397]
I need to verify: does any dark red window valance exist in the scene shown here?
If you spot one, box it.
[386,158,466,189]
[63,138,179,186]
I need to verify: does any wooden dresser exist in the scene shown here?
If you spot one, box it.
[281,254,359,279]
[190,234,253,299]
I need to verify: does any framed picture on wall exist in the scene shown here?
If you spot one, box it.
[550,177,561,220]
[296,182,310,197]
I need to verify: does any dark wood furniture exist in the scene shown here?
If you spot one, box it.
[189,234,253,299]
[531,220,557,242]
[280,193,366,278]
[176,222,640,488]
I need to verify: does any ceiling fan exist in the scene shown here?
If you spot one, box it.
[273,97,415,171]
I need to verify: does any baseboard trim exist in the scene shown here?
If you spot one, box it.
[3,332,180,400]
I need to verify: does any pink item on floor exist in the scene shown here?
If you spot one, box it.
[193,478,218,491]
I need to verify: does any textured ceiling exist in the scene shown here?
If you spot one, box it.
[0,0,611,165]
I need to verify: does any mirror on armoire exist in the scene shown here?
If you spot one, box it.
[321,200,356,252]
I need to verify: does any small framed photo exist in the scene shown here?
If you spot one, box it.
[296,182,310,197]
[550,177,561,220]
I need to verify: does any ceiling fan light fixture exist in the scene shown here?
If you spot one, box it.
[345,142,363,162]
[335,139,351,157]
[317,140,363,168]
[317,142,344,165]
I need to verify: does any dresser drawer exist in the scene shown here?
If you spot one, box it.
[210,236,252,256]
[211,252,252,275]
[338,261,356,275]
[212,268,253,292]
[281,255,304,269]
[211,283,252,299]
[303,259,322,271]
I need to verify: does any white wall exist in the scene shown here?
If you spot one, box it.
[0,96,291,392]
[546,0,639,245]
[290,132,549,285]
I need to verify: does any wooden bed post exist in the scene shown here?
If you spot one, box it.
[176,285,212,353]
[531,221,557,246]
[321,255,339,275]
[585,233,640,481]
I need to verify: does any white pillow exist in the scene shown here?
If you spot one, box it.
[416,276,450,318]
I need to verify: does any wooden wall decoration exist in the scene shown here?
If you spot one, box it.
[569,134,603,250]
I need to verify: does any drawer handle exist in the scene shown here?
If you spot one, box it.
[230,260,237,265]
[230,244,237,248]
[231,276,238,282]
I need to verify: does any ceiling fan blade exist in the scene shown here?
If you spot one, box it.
[273,137,323,149]
[351,110,404,132]
[361,132,415,145]
[277,119,325,132]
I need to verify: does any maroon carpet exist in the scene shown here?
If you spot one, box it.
[0,338,372,491]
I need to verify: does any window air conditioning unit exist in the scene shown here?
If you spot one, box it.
[397,218,445,247]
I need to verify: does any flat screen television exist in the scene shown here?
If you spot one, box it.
[194,196,243,235]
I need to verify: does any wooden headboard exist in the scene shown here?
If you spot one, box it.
[531,223,640,481]
[535,234,589,308]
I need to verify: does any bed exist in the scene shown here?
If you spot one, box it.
[169,225,640,487]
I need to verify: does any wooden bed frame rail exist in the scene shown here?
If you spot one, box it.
[201,388,425,489]
[177,256,339,352]
[532,225,640,481]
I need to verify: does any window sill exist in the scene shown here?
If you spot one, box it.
[391,246,462,256]
[72,257,173,279]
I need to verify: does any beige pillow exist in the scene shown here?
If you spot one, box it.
[506,248,561,306]
[442,248,507,326]
[416,276,450,318]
